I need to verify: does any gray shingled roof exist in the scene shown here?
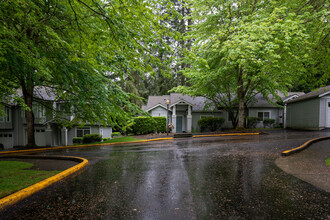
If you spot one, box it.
[16,87,56,101]
[142,94,214,112]
[286,85,330,104]
[144,91,306,111]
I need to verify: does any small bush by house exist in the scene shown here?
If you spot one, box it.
[111,132,121,138]
[263,119,275,128]
[198,117,225,132]
[82,134,102,144]
[246,117,259,128]
[72,137,83,144]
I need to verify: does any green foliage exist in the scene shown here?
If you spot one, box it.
[198,117,224,132]
[263,119,276,128]
[82,134,102,144]
[103,138,111,142]
[153,117,167,133]
[111,132,121,138]
[0,161,60,198]
[72,137,83,145]
[131,116,166,134]
[0,0,173,146]
[246,117,259,129]
[131,116,155,135]
[174,0,329,129]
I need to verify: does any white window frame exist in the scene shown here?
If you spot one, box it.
[76,127,91,137]
[257,111,271,121]
[32,103,46,118]
[0,108,11,123]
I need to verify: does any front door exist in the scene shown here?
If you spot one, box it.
[327,101,330,127]
[176,116,182,132]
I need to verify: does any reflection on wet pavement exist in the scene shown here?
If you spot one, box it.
[1,130,329,219]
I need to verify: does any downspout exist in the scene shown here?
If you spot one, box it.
[284,104,287,128]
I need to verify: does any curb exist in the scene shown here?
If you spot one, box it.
[0,138,174,156]
[282,136,330,156]
[193,133,260,138]
[0,156,88,210]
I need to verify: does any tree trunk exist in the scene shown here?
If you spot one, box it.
[22,85,36,148]
[237,69,245,129]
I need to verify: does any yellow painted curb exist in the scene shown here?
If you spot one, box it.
[0,156,88,210]
[282,136,330,156]
[193,133,260,138]
[0,138,174,156]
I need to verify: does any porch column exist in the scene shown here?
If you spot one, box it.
[45,123,53,146]
[172,105,176,133]
[61,127,68,146]
[187,105,192,132]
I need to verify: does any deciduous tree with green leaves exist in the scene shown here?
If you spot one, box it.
[175,0,329,129]
[0,0,171,147]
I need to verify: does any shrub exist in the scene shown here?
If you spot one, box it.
[111,132,121,138]
[246,117,259,128]
[263,119,275,128]
[72,137,83,144]
[198,117,225,132]
[153,117,166,133]
[82,134,102,144]
[131,116,155,134]
[103,137,111,142]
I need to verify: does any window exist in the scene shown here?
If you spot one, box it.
[328,102,330,107]
[32,104,46,118]
[0,108,11,123]
[76,127,91,137]
[258,112,270,121]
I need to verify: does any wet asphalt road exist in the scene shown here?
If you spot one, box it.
[1,130,329,219]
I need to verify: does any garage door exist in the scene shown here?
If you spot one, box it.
[35,129,47,146]
[0,133,13,149]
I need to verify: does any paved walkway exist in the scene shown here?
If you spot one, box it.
[276,139,330,193]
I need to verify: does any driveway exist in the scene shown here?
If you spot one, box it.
[1,130,329,219]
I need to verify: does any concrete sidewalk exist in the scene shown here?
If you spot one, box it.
[276,139,330,193]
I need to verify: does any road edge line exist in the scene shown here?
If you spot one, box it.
[0,156,88,210]
[193,133,260,138]
[281,136,330,156]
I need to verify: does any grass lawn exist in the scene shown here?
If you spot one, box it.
[102,136,145,143]
[0,161,61,198]
[76,136,146,146]
[326,158,330,166]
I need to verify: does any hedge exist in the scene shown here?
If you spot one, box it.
[198,117,225,132]
[263,118,275,128]
[246,117,258,128]
[131,116,167,134]
[82,134,102,144]
[111,132,121,138]
[153,117,166,133]
[72,137,83,144]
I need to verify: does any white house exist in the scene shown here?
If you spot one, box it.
[142,92,304,133]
